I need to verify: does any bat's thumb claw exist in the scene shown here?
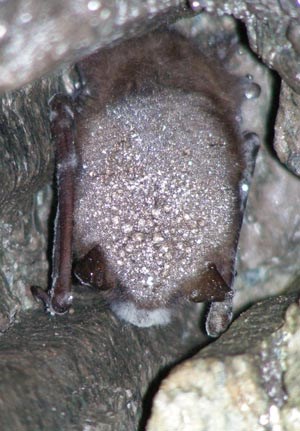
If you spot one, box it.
[30,286,51,310]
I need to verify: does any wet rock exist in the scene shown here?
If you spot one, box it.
[0,78,55,330]
[274,81,300,176]
[0,0,188,92]
[0,1,300,177]
[235,144,300,310]
[0,1,299,97]
[147,287,300,431]
[1,4,300,431]
[0,294,204,431]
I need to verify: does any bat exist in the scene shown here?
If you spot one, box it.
[31,30,259,337]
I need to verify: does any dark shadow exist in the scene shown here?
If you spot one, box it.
[45,174,57,289]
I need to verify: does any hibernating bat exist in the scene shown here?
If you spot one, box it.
[31,29,259,337]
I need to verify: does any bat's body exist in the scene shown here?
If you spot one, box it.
[32,30,258,337]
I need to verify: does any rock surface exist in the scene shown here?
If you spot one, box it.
[0,0,187,92]
[0,0,300,97]
[147,288,300,431]
[0,70,72,329]
[1,2,300,431]
[274,81,300,176]
[0,293,204,431]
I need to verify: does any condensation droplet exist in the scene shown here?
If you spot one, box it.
[123,224,133,234]
[241,182,249,193]
[146,276,154,286]
[132,232,144,242]
[159,245,169,254]
[153,233,164,244]
[112,216,120,225]
[88,0,101,11]
[259,413,269,426]
[244,82,261,100]
[20,13,32,24]
[125,243,133,252]
[138,218,146,228]
[0,24,7,38]
[151,208,161,218]
[188,0,203,11]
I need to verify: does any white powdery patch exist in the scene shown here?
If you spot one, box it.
[111,301,171,327]
[74,88,241,309]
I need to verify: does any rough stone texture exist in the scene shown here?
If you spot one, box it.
[0,0,187,92]
[0,80,54,214]
[0,293,204,431]
[1,3,300,431]
[0,1,299,95]
[188,0,300,176]
[147,287,300,431]
[0,80,52,330]
[175,14,300,321]
[0,68,80,330]
[0,1,300,175]
[0,187,50,331]
[188,0,300,94]
[0,10,278,327]
[274,81,300,176]
[235,145,300,310]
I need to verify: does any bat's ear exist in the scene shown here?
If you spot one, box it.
[188,263,232,302]
[187,263,234,338]
[73,245,111,290]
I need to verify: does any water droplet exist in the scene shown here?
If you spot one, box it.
[138,218,146,228]
[20,13,32,24]
[151,208,161,218]
[188,0,203,11]
[241,182,249,193]
[146,276,154,286]
[125,243,133,252]
[112,216,120,225]
[0,24,7,38]
[159,245,169,254]
[244,82,261,100]
[153,233,164,244]
[132,232,144,242]
[88,0,101,11]
[123,224,133,234]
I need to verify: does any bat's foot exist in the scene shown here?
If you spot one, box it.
[51,292,73,315]
[30,286,72,315]
[205,298,233,337]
